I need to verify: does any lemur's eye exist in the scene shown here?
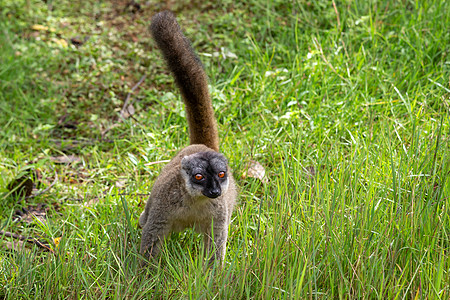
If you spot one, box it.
[194,174,203,180]
[218,171,226,178]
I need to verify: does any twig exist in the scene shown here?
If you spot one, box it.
[144,160,170,166]
[121,74,147,114]
[46,138,114,146]
[118,193,151,197]
[0,230,53,252]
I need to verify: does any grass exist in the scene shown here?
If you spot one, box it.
[1,0,449,298]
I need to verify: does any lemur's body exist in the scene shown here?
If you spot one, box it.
[139,11,237,264]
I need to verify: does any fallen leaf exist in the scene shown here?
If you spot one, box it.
[50,155,81,164]
[31,24,49,31]
[31,24,56,32]
[242,160,267,183]
[50,37,68,48]
[120,103,135,119]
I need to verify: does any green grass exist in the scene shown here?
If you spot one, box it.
[1,0,449,298]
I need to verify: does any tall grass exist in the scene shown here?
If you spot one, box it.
[1,0,449,298]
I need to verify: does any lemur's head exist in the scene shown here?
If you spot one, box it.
[180,152,229,199]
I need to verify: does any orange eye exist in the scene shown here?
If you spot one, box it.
[194,174,203,180]
[218,171,225,178]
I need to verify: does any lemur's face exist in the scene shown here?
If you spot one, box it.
[181,152,229,199]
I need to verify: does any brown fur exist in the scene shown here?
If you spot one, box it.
[150,11,219,151]
[139,11,237,265]
[139,144,237,262]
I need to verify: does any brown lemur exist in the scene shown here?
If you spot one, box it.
[139,11,237,265]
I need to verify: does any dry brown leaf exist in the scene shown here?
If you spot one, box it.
[120,103,135,119]
[50,155,81,164]
[243,160,267,183]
